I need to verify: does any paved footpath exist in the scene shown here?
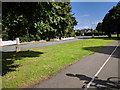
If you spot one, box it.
[34,40,120,89]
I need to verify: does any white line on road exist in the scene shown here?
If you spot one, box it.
[84,45,119,90]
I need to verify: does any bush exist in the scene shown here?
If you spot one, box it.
[19,36,34,43]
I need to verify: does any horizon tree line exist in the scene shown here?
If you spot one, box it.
[96,2,120,38]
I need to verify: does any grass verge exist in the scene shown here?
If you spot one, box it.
[2,37,117,88]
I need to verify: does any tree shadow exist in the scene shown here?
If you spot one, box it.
[66,73,120,89]
[92,37,120,40]
[82,46,120,59]
[78,36,119,40]
[2,50,44,76]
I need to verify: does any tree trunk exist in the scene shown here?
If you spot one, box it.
[59,36,61,40]
[117,33,119,38]
[59,33,62,40]
[107,33,111,38]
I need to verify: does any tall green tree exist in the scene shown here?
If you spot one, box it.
[2,2,77,41]
[102,2,120,37]
[96,22,102,32]
[50,2,77,39]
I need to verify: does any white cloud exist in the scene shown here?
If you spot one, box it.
[79,14,90,17]
[82,14,90,17]
[75,26,91,30]
[77,22,86,25]
[81,26,90,29]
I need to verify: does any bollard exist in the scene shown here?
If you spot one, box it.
[92,34,94,38]
[16,38,20,52]
[0,38,3,46]
[16,38,20,45]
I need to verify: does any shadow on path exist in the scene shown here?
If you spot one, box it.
[2,50,44,76]
[66,73,120,90]
[82,46,120,59]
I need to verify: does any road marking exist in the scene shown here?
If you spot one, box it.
[84,45,119,90]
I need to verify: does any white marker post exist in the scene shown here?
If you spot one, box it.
[92,34,94,38]
[16,38,20,52]
[0,38,3,46]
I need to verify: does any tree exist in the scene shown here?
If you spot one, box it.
[75,30,81,36]
[102,2,120,38]
[50,2,77,39]
[2,2,77,42]
[96,22,102,32]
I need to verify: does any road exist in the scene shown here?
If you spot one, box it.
[34,40,120,89]
[1,36,91,52]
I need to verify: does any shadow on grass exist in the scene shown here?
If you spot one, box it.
[2,50,44,76]
[92,37,120,40]
[66,73,120,89]
[82,46,120,59]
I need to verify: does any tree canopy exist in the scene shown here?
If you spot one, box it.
[97,2,120,37]
[2,2,77,41]
[96,22,102,32]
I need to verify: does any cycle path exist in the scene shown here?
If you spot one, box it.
[34,40,120,89]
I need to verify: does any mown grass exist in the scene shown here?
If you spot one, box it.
[2,37,117,88]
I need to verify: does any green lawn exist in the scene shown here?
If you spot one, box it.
[2,37,117,88]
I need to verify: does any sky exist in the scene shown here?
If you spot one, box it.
[70,2,118,30]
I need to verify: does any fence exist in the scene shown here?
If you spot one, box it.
[61,37,75,40]
[0,38,20,46]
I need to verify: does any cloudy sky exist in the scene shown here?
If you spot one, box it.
[70,2,118,30]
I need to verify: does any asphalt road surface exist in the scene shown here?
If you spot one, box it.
[34,40,120,89]
[1,36,92,52]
